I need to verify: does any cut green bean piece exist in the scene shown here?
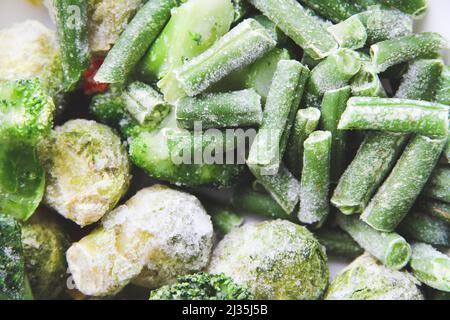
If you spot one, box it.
[206,204,244,235]
[332,132,409,215]
[420,199,450,226]
[362,135,447,232]
[95,0,178,83]
[250,164,300,215]
[320,87,351,183]
[176,89,262,130]
[398,211,450,247]
[159,18,276,102]
[380,0,428,18]
[395,59,444,101]
[247,0,338,59]
[253,15,287,45]
[410,243,450,292]
[328,16,367,50]
[298,131,332,227]
[139,0,234,80]
[436,66,450,106]
[286,107,321,178]
[231,185,288,219]
[298,0,362,23]
[53,0,89,91]
[232,0,250,23]
[123,82,172,127]
[337,214,411,270]
[314,228,364,259]
[370,32,446,73]
[423,166,450,204]
[247,60,309,174]
[338,97,449,138]
[351,56,386,97]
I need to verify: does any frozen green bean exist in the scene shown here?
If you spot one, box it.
[380,0,428,18]
[247,0,338,59]
[351,57,386,97]
[420,199,450,225]
[299,0,363,23]
[298,131,332,227]
[337,214,411,270]
[362,135,447,232]
[338,97,449,138]
[436,66,450,106]
[314,228,364,259]
[423,166,450,204]
[331,132,409,215]
[328,16,367,50]
[231,0,250,23]
[410,243,450,292]
[253,15,287,45]
[205,204,244,235]
[95,0,178,83]
[176,89,262,129]
[370,32,446,73]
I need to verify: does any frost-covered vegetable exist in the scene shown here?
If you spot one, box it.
[38,119,131,226]
[149,272,252,300]
[423,166,450,204]
[66,185,214,296]
[205,204,244,235]
[314,228,363,259]
[0,20,64,108]
[21,208,70,299]
[326,254,424,300]
[208,220,329,300]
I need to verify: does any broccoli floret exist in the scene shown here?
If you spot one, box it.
[149,273,252,300]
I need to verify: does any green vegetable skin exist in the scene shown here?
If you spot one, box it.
[206,204,244,235]
[351,55,386,97]
[247,0,337,59]
[362,135,446,232]
[338,97,449,138]
[436,66,450,106]
[53,0,90,91]
[337,214,411,270]
[328,16,367,50]
[95,0,178,83]
[380,0,428,18]
[410,243,450,292]
[423,166,450,204]
[149,272,252,300]
[314,228,363,259]
[140,0,234,80]
[298,131,332,227]
[420,199,450,225]
[299,0,363,23]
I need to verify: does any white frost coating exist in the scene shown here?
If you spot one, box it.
[67,185,213,296]
[326,254,424,300]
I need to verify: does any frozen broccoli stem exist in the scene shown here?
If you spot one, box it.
[380,0,428,18]
[320,87,351,183]
[208,220,329,300]
[149,272,252,300]
[66,185,214,296]
[328,16,367,50]
[315,228,364,259]
[326,254,423,300]
[0,142,45,222]
[139,0,234,80]
[356,7,413,44]
[53,0,90,91]
[332,132,408,215]
[419,199,450,225]
[423,166,450,204]
[436,66,450,106]
[337,214,411,270]
[298,131,332,227]
[231,185,287,219]
[21,208,70,299]
[0,214,31,300]
[250,164,300,215]
[286,107,321,178]
[176,89,263,130]
[129,128,245,187]
[338,97,449,138]
[370,32,446,73]
[410,243,450,292]
[38,120,131,227]
[0,79,55,143]
[0,20,64,108]
[159,18,276,101]
[361,135,446,232]
[122,81,172,127]
[247,0,337,59]
[395,59,444,101]
[94,0,178,83]
[247,60,309,174]
[205,204,244,235]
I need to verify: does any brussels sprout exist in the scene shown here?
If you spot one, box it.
[0,20,65,109]
[149,272,252,300]
[207,220,329,300]
[21,208,70,299]
[38,119,131,227]
[66,185,214,296]
[326,254,424,300]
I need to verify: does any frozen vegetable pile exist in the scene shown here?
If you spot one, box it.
[0,0,449,300]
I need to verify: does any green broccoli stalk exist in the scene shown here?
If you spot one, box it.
[149,273,252,300]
